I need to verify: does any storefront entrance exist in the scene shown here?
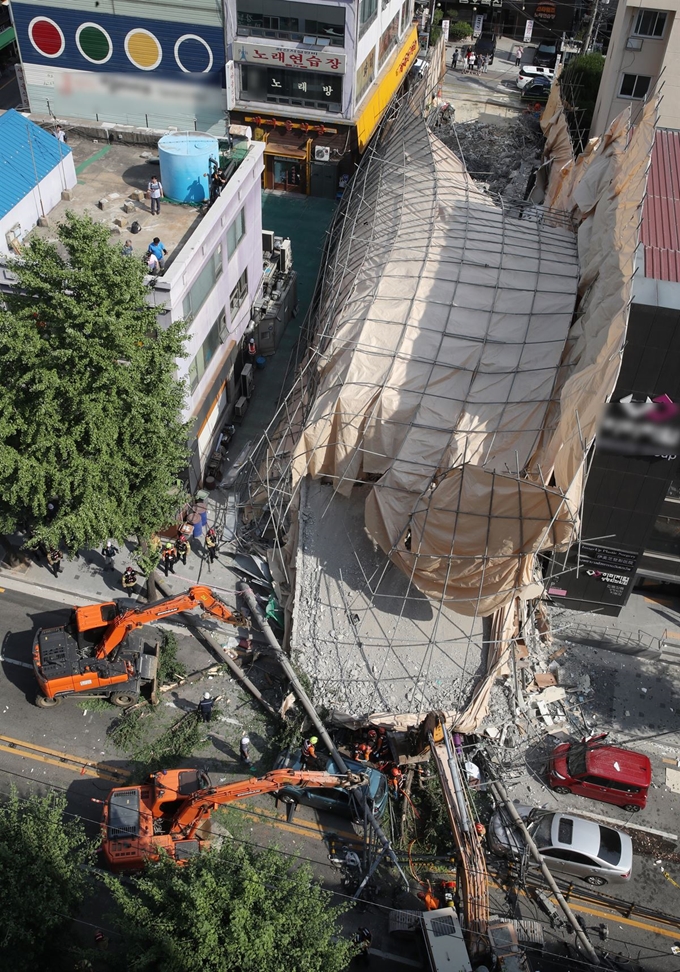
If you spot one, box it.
[273,157,305,192]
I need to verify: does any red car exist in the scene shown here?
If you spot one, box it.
[547,734,652,812]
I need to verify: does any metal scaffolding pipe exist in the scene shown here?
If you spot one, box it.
[442,725,471,834]
[237,582,410,890]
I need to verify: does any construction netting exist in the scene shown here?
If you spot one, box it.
[290,91,580,616]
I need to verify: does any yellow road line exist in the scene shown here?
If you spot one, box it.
[0,743,124,782]
[231,801,359,843]
[0,734,130,782]
[492,878,680,940]
[661,628,680,638]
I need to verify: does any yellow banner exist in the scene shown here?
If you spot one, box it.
[355,26,419,152]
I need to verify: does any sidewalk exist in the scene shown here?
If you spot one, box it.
[441,34,528,124]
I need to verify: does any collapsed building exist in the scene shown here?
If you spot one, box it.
[244,83,656,731]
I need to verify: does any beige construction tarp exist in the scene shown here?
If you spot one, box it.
[288,87,655,623]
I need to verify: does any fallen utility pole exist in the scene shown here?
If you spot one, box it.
[488,778,600,966]
[155,577,281,723]
[237,582,410,891]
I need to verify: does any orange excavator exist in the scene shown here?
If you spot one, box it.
[32,586,248,708]
[100,767,366,870]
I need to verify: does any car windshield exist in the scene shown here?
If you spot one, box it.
[530,812,555,848]
[567,745,587,777]
[539,44,556,53]
[598,827,622,865]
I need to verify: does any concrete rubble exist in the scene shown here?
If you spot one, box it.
[438,116,543,198]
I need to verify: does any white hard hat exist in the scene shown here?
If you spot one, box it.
[241,735,250,744]
[203,692,211,700]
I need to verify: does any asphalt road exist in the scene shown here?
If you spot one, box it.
[1,587,677,969]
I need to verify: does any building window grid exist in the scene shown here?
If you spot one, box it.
[619,73,652,100]
[632,10,667,37]
[230,268,249,317]
[188,313,224,394]
[227,208,246,259]
[359,0,378,38]
[182,245,223,320]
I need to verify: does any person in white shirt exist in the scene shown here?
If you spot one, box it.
[147,176,163,215]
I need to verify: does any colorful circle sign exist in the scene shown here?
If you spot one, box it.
[76,23,113,64]
[124,28,162,71]
[28,17,65,58]
[174,34,213,73]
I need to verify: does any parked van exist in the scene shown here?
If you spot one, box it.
[548,734,652,812]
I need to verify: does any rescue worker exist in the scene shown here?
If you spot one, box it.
[301,736,318,769]
[417,888,441,911]
[375,725,390,761]
[388,765,404,799]
[240,734,251,764]
[197,692,215,723]
[46,548,63,576]
[352,926,372,965]
[441,880,457,909]
[176,536,189,567]
[161,541,177,577]
[205,527,218,563]
[354,742,370,762]
[121,566,138,596]
[102,540,118,571]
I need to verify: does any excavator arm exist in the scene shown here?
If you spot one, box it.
[94,586,250,659]
[172,768,367,839]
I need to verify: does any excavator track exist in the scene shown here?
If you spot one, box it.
[0,733,130,783]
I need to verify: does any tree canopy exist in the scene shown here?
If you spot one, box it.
[448,21,473,42]
[102,842,355,972]
[0,788,93,971]
[560,53,606,150]
[0,212,189,552]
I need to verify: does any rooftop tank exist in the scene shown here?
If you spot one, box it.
[157,131,219,205]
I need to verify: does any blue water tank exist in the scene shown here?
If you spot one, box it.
[158,131,219,205]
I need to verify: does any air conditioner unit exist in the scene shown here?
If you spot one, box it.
[262,229,275,253]
[314,145,330,162]
[241,363,254,399]
[234,395,248,419]
[626,36,643,50]
[279,238,293,273]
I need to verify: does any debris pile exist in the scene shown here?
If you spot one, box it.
[438,116,543,198]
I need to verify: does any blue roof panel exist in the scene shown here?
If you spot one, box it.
[0,109,72,218]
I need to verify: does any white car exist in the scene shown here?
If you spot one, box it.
[488,806,633,886]
[517,65,555,90]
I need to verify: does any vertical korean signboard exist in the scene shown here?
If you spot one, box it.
[523,20,534,42]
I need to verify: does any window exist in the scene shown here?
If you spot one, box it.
[227,208,246,258]
[182,245,223,320]
[633,10,667,37]
[230,268,248,316]
[378,12,400,66]
[236,2,345,44]
[356,49,375,105]
[360,0,378,37]
[597,828,622,865]
[187,314,223,393]
[619,74,652,100]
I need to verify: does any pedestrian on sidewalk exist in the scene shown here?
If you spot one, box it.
[205,527,218,563]
[240,734,251,763]
[102,540,118,571]
[46,548,63,576]
[451,48,459,70]
[122,239,134,257]
[121,566,138,596]
[198,692,215,723]
[481,54,489,73]
[476,55,483,75]
[176,536,189,567]
[161,541,177,576]
[515,45,524,67]
[352,927,372,965]
[147,176,163,215]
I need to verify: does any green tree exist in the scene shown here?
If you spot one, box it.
[0,212,189,553]
[0,788,94,970]
[102,842,354,972]
[448,21,472,42]
[560,53,606,149]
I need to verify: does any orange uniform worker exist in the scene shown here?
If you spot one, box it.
[301,736,318,769]
[417,889,441,911]
[388,765,404,798]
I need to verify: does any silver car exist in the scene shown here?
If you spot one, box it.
[488,806,633,886]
